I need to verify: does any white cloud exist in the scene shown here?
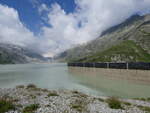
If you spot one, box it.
[0,4,46,54]
[38,4,49,14]
[0,4,36,47]
[30,0,39,8]
[30,0,49,15]
[41,0,150,56]
[0,0,150,57]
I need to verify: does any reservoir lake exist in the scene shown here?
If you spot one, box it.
[0,63,150,98]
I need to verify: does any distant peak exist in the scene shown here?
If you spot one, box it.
[100,14,143,37]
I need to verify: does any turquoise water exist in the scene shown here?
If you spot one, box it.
[0,63,150,98]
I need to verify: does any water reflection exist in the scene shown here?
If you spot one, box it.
[68,67,150,98]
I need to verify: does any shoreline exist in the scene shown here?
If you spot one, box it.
[0,85,150,113]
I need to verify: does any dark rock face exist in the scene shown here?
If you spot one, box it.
[57,14,150,62]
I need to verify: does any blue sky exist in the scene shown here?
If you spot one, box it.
[0,0,76,34]
[0,0,150,56]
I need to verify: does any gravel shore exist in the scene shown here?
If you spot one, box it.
[0,85,150,113]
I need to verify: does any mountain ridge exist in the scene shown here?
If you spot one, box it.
[0,43,48,64]
[56,14,150,62]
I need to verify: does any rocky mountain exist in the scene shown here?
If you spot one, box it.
[0,43,47,64]
[57,14,150,62]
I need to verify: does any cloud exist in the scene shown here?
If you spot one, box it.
[30,0,39,8]
[30,0,49,15]
[41,0,150,56]
[0,4,37,47]
[0,4,45,54]
[38,4,49,14]
[0,0,150,57]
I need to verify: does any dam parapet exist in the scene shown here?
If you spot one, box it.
[68,62,150,70]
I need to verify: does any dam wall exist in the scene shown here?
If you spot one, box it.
[68,66,150,85]
[68,62,150,70]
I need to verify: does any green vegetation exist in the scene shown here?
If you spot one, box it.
[26,84,45,92]
[0,99,16,113]
[72,91,88,98]
[71,104,84,112]
[137,105,150,113]
[122,101,131,106]
[0,53,14,64]
[41,89,49,92]
[98,98,105,102]
[140,29,150,36]
[16,85,25,89]
[23,104,39,113]
[47,92,59,97]
[58,15,150,63]
[70,99,87,112]
[75,40,150,62]
[72,90,80,94]
[26,84,37,89]
[29,95,36,99]
[133,97,150,101]
[106,97,123,109]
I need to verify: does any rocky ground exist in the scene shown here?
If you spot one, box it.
[0,84,150,113]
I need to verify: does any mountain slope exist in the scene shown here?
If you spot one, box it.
[57,14,150,62]
[74,40,150,62]
[0,43,47,64]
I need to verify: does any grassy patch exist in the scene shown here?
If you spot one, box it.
[70,100,85,112]
[72,90,79,94]
[23,104,39,113]
[16,85,25,89]
[41,89,49,92]
[140,29,150,36]
[71,104,83,112]
[92,97,105,103]
[29,95,36,99]
[98,98,105,102]
[72,91,88,98]
[106,97,123,109]
[147,98,150,101]
[122,101,131,106]
[70,98,88,112]
[133,98,147,101]
[133,97,150,101]
[26,84,37,89]
[47,92,59,97]
[0,99,16,113]
[75,40,150,62]
[137,105,150,113]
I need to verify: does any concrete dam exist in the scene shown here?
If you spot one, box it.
[68,62,150,70]
[68,62,150,85]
